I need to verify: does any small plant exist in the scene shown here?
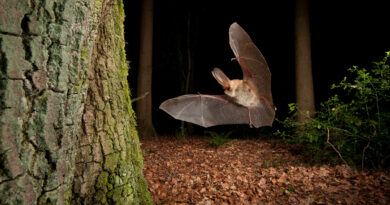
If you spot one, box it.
[206,131,232,147]
[275,52,390,168]
[175,126,188,139]
[282,186,295,194]
[262,157,285,168]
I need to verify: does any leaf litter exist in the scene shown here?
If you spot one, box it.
[141,136,389,204]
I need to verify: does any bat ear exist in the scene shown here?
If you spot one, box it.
[212,68,230,89]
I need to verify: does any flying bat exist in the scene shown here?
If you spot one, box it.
[159,22,276,128]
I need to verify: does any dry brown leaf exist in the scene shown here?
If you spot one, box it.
[278,172,288,184]
[141,136,390,204]
[230,185,237,190]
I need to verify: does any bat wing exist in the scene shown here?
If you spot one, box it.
[160,94,254,128]
[250,100,275,127]
[159,23,275,128]
[229,22,273,105]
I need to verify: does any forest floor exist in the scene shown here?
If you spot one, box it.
[141,136,390,205]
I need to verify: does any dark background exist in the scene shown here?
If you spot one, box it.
[123,0,389,135]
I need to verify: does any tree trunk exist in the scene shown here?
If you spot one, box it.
[180,11,195,136]
[0,0,152,204]
[136,0,156,138]
[294,0,315,122]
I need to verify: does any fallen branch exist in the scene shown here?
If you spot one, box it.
[327,127,348,165]
[131,92,149,103]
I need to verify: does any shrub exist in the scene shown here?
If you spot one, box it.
[275,52,390,168]
[206,131,232,147]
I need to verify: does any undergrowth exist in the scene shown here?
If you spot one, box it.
[206,131,232,147]
[275,52,390,169]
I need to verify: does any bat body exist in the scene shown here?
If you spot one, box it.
[211,68,259,108]
[160,22,275,128]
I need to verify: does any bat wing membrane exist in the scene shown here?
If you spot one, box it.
[159,94,274,128]
[250,101,275,127]
[229,22,273,104]
[159,23,275,128]
[160,94,250,128]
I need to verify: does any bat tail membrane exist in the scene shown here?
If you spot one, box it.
[212,68,230,89]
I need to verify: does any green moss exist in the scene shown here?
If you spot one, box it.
[80,46,88,61]
[76,0,153,203]
[63,186,73,205]
[96,171,109,189]
[104,153,119,173]
[96,0,103,12]
[95,190,107,204]
[112,188,124,203]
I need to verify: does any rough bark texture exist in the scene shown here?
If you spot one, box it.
[0,0,152,204]
[294,0,315,122]
[135,0,156,138]
[72,0,152,204]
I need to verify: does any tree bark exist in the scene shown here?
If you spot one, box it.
[180,11,195,136]
[294,0,316,122]
[0,0,152,204]
[136,0,156,137]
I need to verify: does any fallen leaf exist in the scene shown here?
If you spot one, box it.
[141,136,390,204]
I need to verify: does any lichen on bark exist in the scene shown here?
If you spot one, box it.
[0,0,151,204]
[72,0,152,204]
[1,0,94,203]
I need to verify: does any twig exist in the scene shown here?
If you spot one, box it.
[326,127,348,165]
[361,141,370,170]
[131,92,149,103]
[362,124,375,170]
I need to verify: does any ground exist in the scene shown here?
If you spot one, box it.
[141,136,389,204]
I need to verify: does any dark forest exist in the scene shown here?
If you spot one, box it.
[1,0,389,204]
[124,0,389,134]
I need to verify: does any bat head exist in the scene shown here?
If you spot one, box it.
[224,79,241,97]
[212,67,258,108]
[226,80,259,108]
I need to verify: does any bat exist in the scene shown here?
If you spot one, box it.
[159,22,276,128]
